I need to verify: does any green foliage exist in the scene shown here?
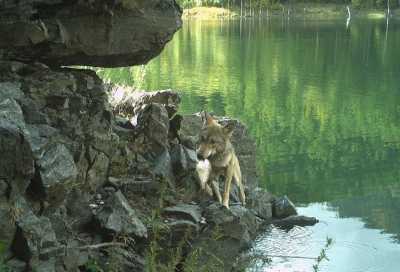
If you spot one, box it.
[0,242,11,272]
[175,0,398,9]
[83,259,104,272]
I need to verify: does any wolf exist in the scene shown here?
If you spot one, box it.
[196,112,246,209]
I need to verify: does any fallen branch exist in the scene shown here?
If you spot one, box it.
[43,242,126,255]
[77,242,126,250]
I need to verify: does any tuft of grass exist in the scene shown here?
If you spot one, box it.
[0,242,11,272]
[84,259,104,272]
[312,237,334,272]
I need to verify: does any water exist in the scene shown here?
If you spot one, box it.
[99,18,400,272]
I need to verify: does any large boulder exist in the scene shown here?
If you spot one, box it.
[185,203,263,272]
[272,195,298,219]
[95,190,148,238]
[0,0,182,67]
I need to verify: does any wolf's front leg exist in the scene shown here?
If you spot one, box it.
[211,180,222,204]
[222,167,234,209]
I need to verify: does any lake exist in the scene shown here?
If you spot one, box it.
[99,18,400,272]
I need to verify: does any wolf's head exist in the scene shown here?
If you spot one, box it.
[196,112,235,160]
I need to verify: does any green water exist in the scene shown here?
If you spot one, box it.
[100,18,400,272]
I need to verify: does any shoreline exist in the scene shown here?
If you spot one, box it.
[183,5,400,20]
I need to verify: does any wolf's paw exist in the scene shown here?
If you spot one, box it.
[222,202,230,210]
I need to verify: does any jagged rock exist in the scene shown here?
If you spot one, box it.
[61,240,89,271]
[85,147,109,191]
[136,103,170,156]
[36,143,77,205]
[13,213,57,263]
[102,247,145,272]
[170,143,197,177]
[163,203,202,224]
[0,198,16,250]
[109,88,181,118]
[186,204,262,272]
[30,257,56,272]
[165,219,200,244]
[273,195,298,219]
[0,179,8,196]
[272,215,319,228]
[0,82,23,100]
[95,190,147,238]
[109,175,159,195]
[65,189,93,231]
[0,0,182,67]
[0,101,34,193]
[247,188,275,220]
[5,258,27,272]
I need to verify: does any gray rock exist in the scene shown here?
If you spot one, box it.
[0,118,34,193]
[273,195,298,219]
[5,258,27,272]
[165,219,200,244]
[170,144,198,177]
[247,188,275,220]
[0,179,8,196]
[0,198,17,250]
[0,0,182,67]
[0,98,25,129]
[163,203,202,224]
[110,175,159,195]
[65,190,93,231]
[0,82,23,101]
[272,215,319,228]
[62,240,89,271]
[14,213,57,262]
[186,204,262,272]
[37,143,77,205]
[85,147,109,191]
[96,191,147,238]
[136,103,170,157]
[25,124,58,158]
[109,88,181,118]
[103,247,145,272]
[30,257,56,272]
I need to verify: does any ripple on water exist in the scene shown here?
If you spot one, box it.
[247,204,400,272]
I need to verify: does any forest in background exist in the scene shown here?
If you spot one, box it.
[176,0,400,9]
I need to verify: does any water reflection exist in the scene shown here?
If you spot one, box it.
[99,18,400,271]
[249,204,400,272]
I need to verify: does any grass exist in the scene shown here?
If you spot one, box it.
[0,242,11,272]
[312,237,334,272]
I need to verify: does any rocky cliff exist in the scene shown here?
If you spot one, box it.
[0,0,182,67]
[0,1,313,271]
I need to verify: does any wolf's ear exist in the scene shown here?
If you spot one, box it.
[223,122,235,138]
[201,111,216,126]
